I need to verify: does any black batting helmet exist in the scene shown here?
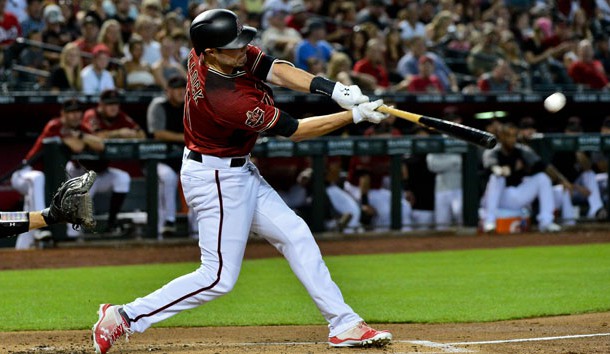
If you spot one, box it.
[190,9,257,54]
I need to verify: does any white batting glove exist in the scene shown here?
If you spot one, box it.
[332,82,369,109]
[352,99,389,124]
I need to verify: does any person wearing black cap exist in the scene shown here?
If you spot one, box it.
[10,98,104,248]
[67,90,144,235]
[146,75,187,236]
[92,8,391,354]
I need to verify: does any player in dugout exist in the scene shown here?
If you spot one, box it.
[92,8,393,354]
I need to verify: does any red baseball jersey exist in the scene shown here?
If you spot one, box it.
[81,108,142,133]
[0,11,21,46]
[25,118,83,161]
[184,45,281,157]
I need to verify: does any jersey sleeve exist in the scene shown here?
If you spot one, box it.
[81,110,98,133]
[245,45,275,81]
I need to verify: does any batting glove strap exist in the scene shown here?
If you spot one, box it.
[309,76,336,97]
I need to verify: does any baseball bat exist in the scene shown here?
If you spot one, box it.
[376,105,497,149]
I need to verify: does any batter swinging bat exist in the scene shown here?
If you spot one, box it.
[376,105,497,149]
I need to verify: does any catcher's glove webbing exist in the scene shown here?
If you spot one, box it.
[42,171,97,230]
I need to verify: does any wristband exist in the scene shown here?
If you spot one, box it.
[309,76,336,97]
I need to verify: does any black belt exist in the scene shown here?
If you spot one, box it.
[187,151,247,167]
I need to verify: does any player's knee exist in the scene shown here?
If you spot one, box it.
[533,172,551,186]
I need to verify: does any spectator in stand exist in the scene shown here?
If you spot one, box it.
[481,123,566,233]
[261,0,292,29]
[305,57,325,75]
[353,38,389,90]
[467,23,506,77]
[116,34,157,90]
[86,0,108,24]
[111,0,137,43]
[499,29,531,90]
[344,26,369,64]
[140,0,163,20]
[384,27,405,81]
[294,18,334,70]
[397,36,459,92]
[261,9,301,61]
[74,15,101,62]
[0,0,22,54]
[594,35,610,75]
[326,51,377,91]
[425,10,455,48]
[98,19,125,60]
[285,0,308,33]
[571,7,593,41]
[397,3,426,41]
[11,98,104,248]
[72,89,145,234]
[568,39,610,89]
[152,33,187,88]
[155,12,183,41]
[127,14,161,66]
[5,0,26,23]
[41,4,70,65]
[522,17,572,86]
[400,55,444,93]
[325,1,356,45]
[58,0,80,40]
[20,0,44,37]
[48,41,82,92]
[477,59,515,92]
[146,75,187,236]
[81,44,116,95]
[17,30,47,88]
[355,0,390,30]
[510,10,532,46]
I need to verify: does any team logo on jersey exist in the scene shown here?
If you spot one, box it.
[245,107,265,128]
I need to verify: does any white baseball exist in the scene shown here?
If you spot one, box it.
[544,92,566,113]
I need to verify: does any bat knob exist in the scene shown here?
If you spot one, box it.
[483,135,497,149]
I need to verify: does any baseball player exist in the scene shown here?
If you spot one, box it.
[146,75,187,236]
[0,171,96,238]
[93,9,392,354]
[10,98,104,248]
[68,89,145,234]
[482,123,567,232]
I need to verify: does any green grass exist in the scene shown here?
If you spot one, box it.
[1,243,609,331]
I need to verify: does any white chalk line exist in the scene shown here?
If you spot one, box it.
[445,332,610,345]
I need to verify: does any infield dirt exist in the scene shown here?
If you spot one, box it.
[1,229,609,353]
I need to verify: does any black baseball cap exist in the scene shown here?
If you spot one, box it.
[167,76,187,89]
[63,98,83,112]
[99,89,121,104]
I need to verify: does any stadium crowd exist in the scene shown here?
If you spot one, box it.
[1,0,610,92]
[2,0,610,248]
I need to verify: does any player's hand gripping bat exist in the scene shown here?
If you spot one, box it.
[376,105,497,149]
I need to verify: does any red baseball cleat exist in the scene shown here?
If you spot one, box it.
[92,304,132,354]
[329,321,392,347]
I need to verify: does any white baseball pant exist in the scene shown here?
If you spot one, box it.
[325,184,362,231]
[123,151,363,337]
[434,189,463,230]
[157,163,178,232]
[10,166,45,249]
[484,172,555,227]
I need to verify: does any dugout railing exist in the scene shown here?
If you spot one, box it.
[40,133,610,241]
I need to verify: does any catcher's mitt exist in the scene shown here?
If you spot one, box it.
[42,171,97,230]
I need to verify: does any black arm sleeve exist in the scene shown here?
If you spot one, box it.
[0,212,30,238]
[253,54,276,81]
[265,110,299,137]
